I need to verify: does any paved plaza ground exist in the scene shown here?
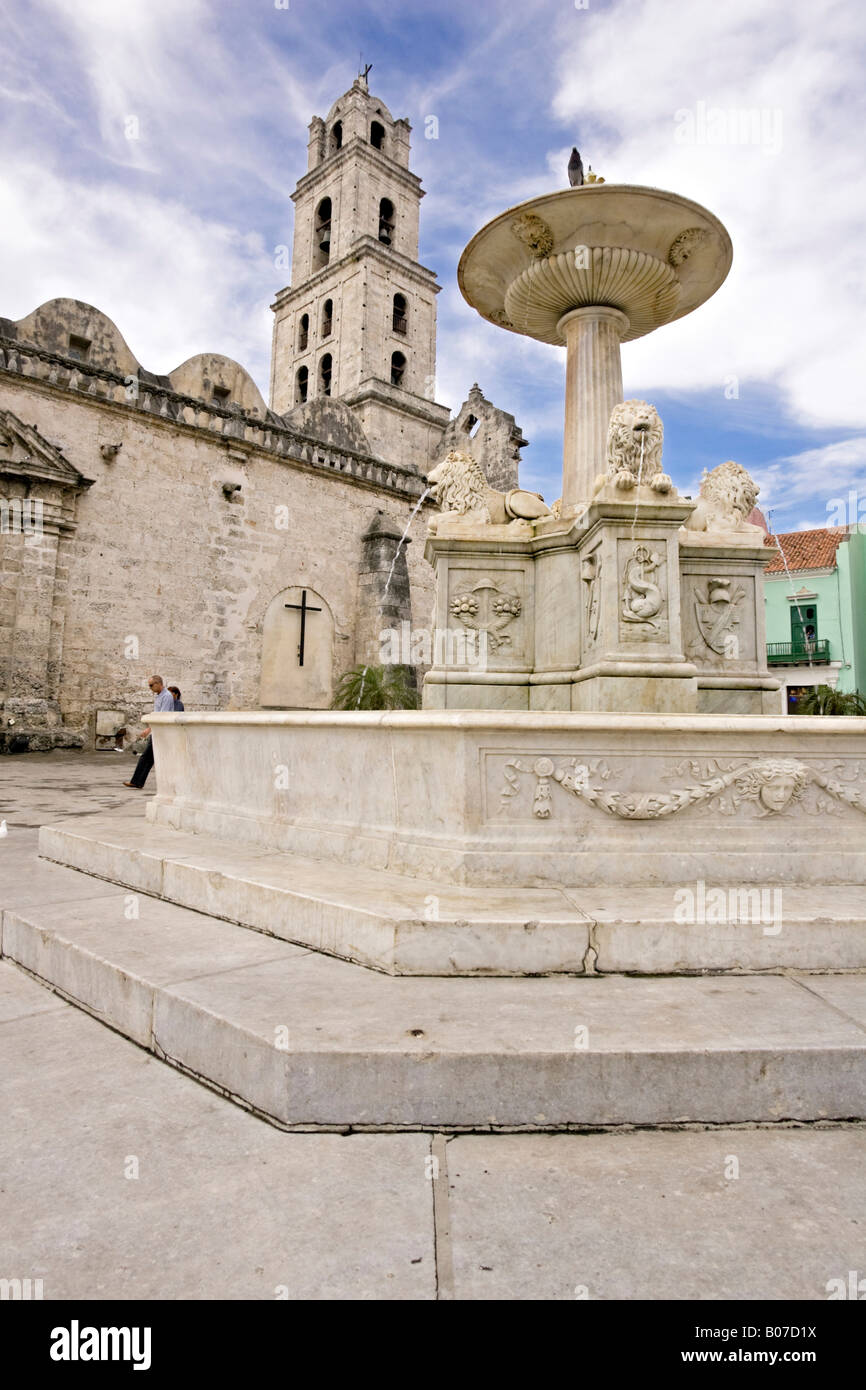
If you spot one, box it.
[1,753,864,1301]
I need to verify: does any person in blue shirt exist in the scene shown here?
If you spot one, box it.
[168,686,184,711]
[124,675,175,789]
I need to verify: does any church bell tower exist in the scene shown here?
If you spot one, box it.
[270,72,449,471]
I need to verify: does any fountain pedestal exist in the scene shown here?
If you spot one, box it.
[559,306,629,512]
[424,491,780,714]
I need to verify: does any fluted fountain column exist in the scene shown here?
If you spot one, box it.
[557,305,630,511]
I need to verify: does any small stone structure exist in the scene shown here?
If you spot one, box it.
[435,382,528,493]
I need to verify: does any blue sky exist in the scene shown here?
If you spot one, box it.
[2,0,865,531]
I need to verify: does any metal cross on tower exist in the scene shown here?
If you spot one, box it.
[284,590,323,667]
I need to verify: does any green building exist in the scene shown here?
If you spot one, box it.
[763,526,866,713]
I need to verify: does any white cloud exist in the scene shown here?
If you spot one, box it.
[550,0,866,431]
[0,159,275,386]
[753,437,866,530]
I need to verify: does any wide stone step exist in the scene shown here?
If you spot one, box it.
[2,876,865,1129]
[38,818,866,976]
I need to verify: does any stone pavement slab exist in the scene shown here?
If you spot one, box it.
[0,962,434,1300]
[444,1129,866,1300]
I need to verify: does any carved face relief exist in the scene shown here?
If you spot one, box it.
[759,776,798,813]
[510,212,554,260]
[668,227,709,267]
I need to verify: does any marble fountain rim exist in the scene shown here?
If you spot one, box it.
[149,711,866,734]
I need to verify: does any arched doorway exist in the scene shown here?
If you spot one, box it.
[259,585,334,708]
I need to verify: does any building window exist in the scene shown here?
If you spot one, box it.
[330,120,343,152]
[390,351,406,388]
[297,313,309,351]
[68,333,91,361]
[462,414,480,437]
[370,121,385,150]
[392,293,407,335]
[791,602,818,654]
[321,299,333,338]
[295,366,308,404]
[378,197,395,246]
[212,385,230,406]
[320,353,332,396]
[314,197,332,268]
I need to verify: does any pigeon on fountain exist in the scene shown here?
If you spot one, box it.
[568,147,584,187]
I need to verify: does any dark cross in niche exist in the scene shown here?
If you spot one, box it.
[284,591,322,667]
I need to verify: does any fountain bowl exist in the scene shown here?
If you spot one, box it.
[458,184,733,344]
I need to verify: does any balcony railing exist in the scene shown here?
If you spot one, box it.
[766,639,831,666]
[392,313,407,335]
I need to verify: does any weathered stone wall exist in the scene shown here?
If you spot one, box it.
[0,354,435,746]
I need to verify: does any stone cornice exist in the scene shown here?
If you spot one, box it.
[0,336,431,504]
[342,377,451,428]
[291,137,424,202]
[271,238,440,310]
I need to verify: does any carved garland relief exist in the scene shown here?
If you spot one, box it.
[499,755,866,821]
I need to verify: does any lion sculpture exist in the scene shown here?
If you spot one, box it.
[594,400,671,495]
[686,460,762,533]
[426,450,551,533]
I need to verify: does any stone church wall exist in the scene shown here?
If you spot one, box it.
[0,344,435,746]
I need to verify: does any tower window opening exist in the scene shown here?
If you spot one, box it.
[295,366,308,405]
[212,385,230,405]
[297,313,309,351]
[392,293,407,335]
[378,198,395,246]
[331,121,343,152]
[321,299,333,338]
[320,353,333,397]
[370,121,385,150]
[462,414,480,437]
[314,197,332,267]
[390,351,406,388]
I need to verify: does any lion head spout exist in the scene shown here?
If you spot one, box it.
[600,400,672,495]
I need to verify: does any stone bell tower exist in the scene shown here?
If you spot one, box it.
[270,72,449,471]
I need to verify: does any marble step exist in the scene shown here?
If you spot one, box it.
[2,879,865,1129]
[38,817,866,976]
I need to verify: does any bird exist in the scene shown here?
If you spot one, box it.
[568,147,584,187]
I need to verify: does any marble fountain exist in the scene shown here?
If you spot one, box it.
[36,177,866,981]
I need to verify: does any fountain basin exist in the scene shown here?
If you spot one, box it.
[145,710,866,890]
